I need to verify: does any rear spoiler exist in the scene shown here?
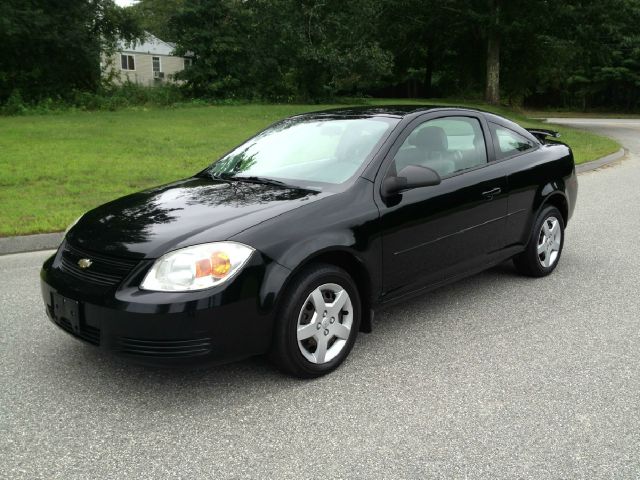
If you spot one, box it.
[526,128,561,143]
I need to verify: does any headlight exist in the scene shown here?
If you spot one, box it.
[140,242,255,292]
[64,215,83,236]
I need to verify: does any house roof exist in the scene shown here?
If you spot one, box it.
[118,32,177,56]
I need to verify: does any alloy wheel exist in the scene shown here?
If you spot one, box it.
[296,283,353,364]
[537,216,562,268]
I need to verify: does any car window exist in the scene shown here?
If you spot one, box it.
[490,123,535,160]
[392,116,488,178]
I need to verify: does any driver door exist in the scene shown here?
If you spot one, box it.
[376,114,508,300]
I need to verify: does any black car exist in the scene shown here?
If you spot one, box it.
[41,106,578,377]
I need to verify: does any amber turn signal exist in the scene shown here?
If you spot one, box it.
[194,252,231,279]
[211,252,231,278]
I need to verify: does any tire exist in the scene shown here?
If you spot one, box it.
[513,205,565,277]
[270,263,361,378]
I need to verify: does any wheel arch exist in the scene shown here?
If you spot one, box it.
[533,179,569,224]
[275,247,375,333]
[544,193,569,226]
[539,190,569,226]
[517,182,570,251]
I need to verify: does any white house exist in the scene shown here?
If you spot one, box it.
[103,32,191,86]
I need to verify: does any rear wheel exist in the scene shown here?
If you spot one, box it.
[270,264,361,378]
[514,205,565,277]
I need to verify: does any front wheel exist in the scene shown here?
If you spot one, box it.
[514,206,565,277]
[270,264,361,378]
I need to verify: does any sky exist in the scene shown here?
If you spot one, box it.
[114,0,136,6]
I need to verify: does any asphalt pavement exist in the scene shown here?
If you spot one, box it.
[1,119,639,479]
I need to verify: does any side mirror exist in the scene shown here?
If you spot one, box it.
[381,165,441,197]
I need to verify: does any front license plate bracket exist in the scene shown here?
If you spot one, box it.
[52,293,81,333]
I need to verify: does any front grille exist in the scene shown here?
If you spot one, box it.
[59,242,139,287]
[118,337,213,358]
[55,315,101,346]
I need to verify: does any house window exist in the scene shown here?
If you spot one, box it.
[152,56,161,72]
[120,54,135,71]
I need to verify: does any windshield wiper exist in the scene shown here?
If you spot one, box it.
[228,175,293,188]
[207,171,232,181]
[207,172,316,191]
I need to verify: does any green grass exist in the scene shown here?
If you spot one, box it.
[0,100,620,236]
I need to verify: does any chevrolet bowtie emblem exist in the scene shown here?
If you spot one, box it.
[77,258,93,269]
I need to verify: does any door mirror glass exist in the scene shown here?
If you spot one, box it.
[382,165,441,196]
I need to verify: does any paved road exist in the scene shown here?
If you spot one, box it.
[2,120,639,479]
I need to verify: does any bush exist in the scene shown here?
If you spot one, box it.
[0,83,190,115]
[2,91,28,115]
[0,82,370,116]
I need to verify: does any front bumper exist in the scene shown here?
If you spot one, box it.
[40,250,289,366]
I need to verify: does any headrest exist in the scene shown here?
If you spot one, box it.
[410,126,448,151]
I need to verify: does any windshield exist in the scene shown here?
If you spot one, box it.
[204,116,399,187]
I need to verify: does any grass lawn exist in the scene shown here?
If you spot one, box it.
[0,100,620,236]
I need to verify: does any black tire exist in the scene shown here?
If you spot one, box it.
[269,263,361,378]
[513,205,565,277]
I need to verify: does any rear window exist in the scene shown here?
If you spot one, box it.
[490,123,535,160]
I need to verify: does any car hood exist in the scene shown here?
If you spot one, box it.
[66,177,327,259]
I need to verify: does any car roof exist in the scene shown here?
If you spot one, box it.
[294,105,488,119]
[286,105,539,144]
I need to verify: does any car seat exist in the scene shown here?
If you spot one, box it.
[410,126,456,176]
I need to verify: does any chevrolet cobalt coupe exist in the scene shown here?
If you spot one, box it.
[41,106,578,377]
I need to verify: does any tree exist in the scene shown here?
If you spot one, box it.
[130,0,185,42]
[557,0,640,110]
[0,0,142,103]
[172,0,393,99]
[465,0,560,105]
[288,0,393,97]
[485,0,500,104]
[170,0,251,97]
[3,0,640,110]
[378,0,468,97]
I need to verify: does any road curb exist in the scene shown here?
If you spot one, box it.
[0,232,63,256]
[576,148,626,174]
[0,147,629,257]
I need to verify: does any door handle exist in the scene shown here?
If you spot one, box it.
[481,187,502,199]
